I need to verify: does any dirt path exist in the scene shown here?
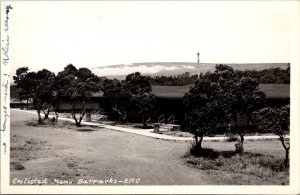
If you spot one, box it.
[10,109,212,185]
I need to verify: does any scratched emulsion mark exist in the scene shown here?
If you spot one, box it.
[1,5,13,155]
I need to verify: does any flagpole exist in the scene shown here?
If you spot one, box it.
[197,52,200,79]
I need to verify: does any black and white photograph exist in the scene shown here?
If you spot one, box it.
[1,1,300,194]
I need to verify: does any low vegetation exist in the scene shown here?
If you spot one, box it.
[156,130,193,138]
[25,118,71,128]
[184,142,289,185]
[10,135,48,171]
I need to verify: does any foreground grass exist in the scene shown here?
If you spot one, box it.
[184,146,289,185]
[10,135,48,171]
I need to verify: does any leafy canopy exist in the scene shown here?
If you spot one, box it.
[55,64,101,99]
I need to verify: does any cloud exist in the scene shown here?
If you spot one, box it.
[182,65,195,69]
[93,65,179,76]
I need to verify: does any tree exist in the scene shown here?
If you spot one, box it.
[102,79,130,122]
[34,69,56,120]
[214,64,239,126]
[252,105,290,167]
[14,67,56,123]
[125,72,152,94]
[10,85,18,99]
[125,72,155,126]
[13,67,31,110]
[234,77,266,148]
[184,65,239,149]
[131,92,156,127]
[183,79,220,149]
[102,72,156,125]
[184,65,267,152]
[55,64,101,126]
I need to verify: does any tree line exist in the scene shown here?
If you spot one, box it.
[149,64,290,86]
[13,65,102,126]
[13,64,155,127]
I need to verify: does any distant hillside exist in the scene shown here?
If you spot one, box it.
[92,62,289,79]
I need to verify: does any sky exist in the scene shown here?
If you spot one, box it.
[4,1,297,77]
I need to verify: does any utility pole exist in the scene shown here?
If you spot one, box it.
[197,52,200,79]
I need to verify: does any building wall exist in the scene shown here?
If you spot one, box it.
[55,98,100,112]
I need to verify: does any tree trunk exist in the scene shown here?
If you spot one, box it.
[27,98,29,110]
[37,109,42,124]
[72,113,80,127]
[194,131,198,144]
[285,148,289,168]
[42,107,49,119]
[55,112,59,124]
[240,133,244,146]
[279,135,290,168]
[142,114,148,128]
[70,101,81,127]
[195,131,203,149]
[46,107,50,119]
[236,131,245,153]
[199,134,203,149]
[52,107,59,124]
[78,112,85,126]
[113,106,126,123]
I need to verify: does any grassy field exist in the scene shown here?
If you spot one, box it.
[184,152,289,185]
[184,141,289,185]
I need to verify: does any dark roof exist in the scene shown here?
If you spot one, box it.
[92,84,289,99]
[151,84,290,99]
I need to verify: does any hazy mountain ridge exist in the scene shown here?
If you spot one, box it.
[93,62,289,80]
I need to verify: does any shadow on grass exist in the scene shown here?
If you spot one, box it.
[76,128,98,132]
[25,119,72,128]
[190,143,237,159]
[26,119,105,132]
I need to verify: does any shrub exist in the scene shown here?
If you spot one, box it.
[257,156,288,172]
[235,142,244,153]
[11,162,25,170]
